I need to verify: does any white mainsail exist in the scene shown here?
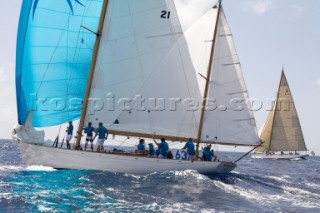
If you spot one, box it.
[258,71,307,152]
[85,0,187,133]
[109,37,202,139]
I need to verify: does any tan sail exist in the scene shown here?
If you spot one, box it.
[256,105,275,152]
[259,71,307,152]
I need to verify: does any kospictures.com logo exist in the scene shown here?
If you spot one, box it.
[29,93,292,115]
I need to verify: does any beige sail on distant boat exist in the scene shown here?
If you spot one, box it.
[252,70,308,160]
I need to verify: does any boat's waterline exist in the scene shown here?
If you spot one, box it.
[17,141,236,175]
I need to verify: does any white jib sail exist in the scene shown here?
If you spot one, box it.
[199,8,260,145]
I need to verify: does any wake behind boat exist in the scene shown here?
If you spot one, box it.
[13,0,260,175]
[252,70,308,160]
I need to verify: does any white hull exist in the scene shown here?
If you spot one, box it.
[17,141,236,175]
[252,153,308,160]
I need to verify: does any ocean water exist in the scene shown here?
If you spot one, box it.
[0,139,319,212]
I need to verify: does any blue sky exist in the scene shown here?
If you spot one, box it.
[0,0,319,154]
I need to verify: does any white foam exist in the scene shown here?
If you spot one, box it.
[79,176,90,182]
[213,180,276,205]
[214,175,320,210]
[0,165,24,171]
[305,182,320,189]
[267,175,289,183]
[25,165,56,171]
[282,185,320,199]
[173,170,206,180]
[38,205,52,212]
[0,193,12,199]
[123,173,141,179]
[292,201,320,209]
[159,203,196,212]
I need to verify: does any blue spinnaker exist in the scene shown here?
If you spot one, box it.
[16,0,102,127]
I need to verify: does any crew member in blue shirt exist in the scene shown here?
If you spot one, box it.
[148,143,156,157]
[84,122,95,151]
[183,138,196,160]
[158,138,169,158]
[203,145,213,161]
[137,139,146,153]
[94,122,108,152]
[66,121,73,149]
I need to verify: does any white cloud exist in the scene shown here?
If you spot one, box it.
[241,0,274,14]
[317,78,320,87]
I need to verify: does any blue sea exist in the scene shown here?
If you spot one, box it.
[0,139,319,212]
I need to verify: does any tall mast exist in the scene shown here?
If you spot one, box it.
[75,0,110,149]
[195,0,222,157]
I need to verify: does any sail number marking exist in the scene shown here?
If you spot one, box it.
[175,150,187,160]
[161,10,171,19]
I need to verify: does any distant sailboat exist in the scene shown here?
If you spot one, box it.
[13,0,260,174]
[253,70,308,160]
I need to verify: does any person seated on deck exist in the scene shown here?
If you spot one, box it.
[148,143,156,157]
[136,139,146,153]
[156,148,160,157]
[158,138,169,158]
[281,151,284,155]
[167,150,173,159]
[182,138,196,160]
[209,145,218,161]
[202,145,213,161]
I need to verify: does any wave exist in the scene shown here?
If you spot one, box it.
[0,165,56,172]
[0,165,24,171]
[25,165,56,171]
